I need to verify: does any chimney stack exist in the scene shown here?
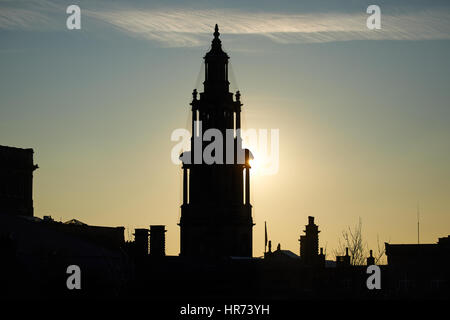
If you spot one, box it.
[367,249,375,265]
[150,225,166,256]
[134,228,149,256]
[299,216,320,265]
[336,247,351,267]
[318,247,326,267]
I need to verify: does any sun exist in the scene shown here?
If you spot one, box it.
[249,157,260,171]
[248,150,262,174]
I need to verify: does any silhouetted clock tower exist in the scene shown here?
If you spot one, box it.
[179,25,254,258]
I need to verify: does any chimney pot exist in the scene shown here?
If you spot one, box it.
[150,225,166,256]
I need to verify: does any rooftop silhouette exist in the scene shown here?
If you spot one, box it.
[0,25,449,301]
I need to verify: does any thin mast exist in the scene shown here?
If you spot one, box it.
[417,203,420,244]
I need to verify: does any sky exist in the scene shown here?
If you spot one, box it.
[1,0,450,259]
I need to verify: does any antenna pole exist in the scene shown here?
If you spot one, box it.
[264,221,268,254]
[417,203,420,245]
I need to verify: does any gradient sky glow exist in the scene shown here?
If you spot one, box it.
[1,0,450,258]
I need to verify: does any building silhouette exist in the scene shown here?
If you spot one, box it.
[0,145,38,217]
[385,236,450,267]
[178,25,253,258]
[0,146,129,298]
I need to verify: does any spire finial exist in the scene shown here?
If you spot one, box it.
[208,23,223,53]
[205,23,227,59]
[214,24,220,39]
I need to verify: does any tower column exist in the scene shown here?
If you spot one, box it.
[183,167,187,204]
[180,25,253,258]
[192,110,195,137]
[236,111,241,130]
[245,167,250,205]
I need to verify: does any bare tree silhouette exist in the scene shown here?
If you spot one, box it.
[334,218,367,265]
[334,218,387,265]
[373,234,389,265]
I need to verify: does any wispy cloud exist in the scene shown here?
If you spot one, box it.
[1,0,449,47]
[0,0,64,31]
[0,7,55,31]
[84,8,450,46]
